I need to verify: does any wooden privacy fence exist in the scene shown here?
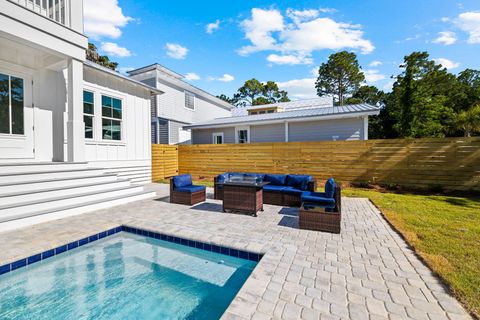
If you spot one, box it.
[175,137,480,192]
[151,144,178,181]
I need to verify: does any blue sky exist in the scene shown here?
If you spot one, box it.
[84,0,480,100]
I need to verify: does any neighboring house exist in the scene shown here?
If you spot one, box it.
[184,99,381,144]
[128,64,233,145]
[0,0,161,231]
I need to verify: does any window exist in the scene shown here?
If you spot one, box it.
[236,128,249,144]
[0,73,24,135]
[83,91,94,139]
[185,91,195,110]
[101,95,122,141]
[259,110,266,114]
[250,111,258,115]
[213,132,224,144]
[267,110,275,113]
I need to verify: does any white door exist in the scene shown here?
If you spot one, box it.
[0,68,34,160]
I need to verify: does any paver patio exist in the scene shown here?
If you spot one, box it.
[0,184,471,320]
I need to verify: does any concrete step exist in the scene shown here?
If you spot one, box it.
[0,162,89,174]
[0,179,131,206]
[0,185,145,219]
[0,190,156,233]
[0,168,106,184]
[0,174,119,194]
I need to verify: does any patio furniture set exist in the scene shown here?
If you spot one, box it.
[169,172,342,233]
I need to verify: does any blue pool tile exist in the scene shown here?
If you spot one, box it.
[248,253,260,262]
[160,234,167,241]
[188,240,196,248]
[221,247,230,255]
[154,233,161,239]
[212,245,221,253]
[67,241,78,250]
[239,251,249,260]
[27,254,41,265]
[180,238,188,246]
[115,226,122,233]
[42,249,55,259]
[89,234,98,242]
[99,231,107,239]
[174,237,181,244]
[203,243,212,251]
[55,245,67,255]
[0,264,10,275]
[195,242,203,249]
[229,249,239,258]
[11,259,26,271]
[79,238,89,246]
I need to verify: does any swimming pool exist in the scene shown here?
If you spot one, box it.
[0,230,258,319]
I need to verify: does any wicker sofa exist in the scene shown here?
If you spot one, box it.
[214,172,316,207]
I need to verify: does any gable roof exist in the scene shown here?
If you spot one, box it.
[127,63,233,110]
[184,103,380,129]
[84,60,163,95]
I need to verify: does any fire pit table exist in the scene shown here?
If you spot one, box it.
[219,180,270,216]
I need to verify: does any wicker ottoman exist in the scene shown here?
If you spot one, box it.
[299,205,341,234]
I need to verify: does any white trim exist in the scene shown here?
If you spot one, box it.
[363,116,369,140]
[235,126,250,144]
[100,94,124,142]
[285,122,289,142]
[212,132,224,144]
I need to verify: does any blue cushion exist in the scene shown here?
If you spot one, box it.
[282,187,304,195]
[324,178,336,198]
[301,192,336,204]
[286,174,313,191]
[173,174,192,188]
[216,173,228,183]
[175,185,206,193]
[263,185,287,192]
[264,174,287,186]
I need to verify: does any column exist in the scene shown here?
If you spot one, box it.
[66,58,85,162]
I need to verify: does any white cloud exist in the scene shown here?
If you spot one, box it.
[206,20,221,34]
[434,58,460,69]
[238,8,374,60]
[441,17,450,22]
[456,11,480,43]
[184,73,201,81]
[369,60,382,67]
[433,31,457,45]
[277,78,317,99]
[364,69,385,83]
[267,53,313,65]
[238,8,285,56]
[208,74,235,82]
[100,42,131,57]
[83,0,132,40]
[165,43,188,59]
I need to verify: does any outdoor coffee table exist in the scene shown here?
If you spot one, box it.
[220,180,270,216]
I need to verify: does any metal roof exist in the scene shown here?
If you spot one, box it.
[184,103,381,129]
[84,60,164,95]
[246,97,333,110]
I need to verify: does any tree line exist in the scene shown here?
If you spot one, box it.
[221,51,480,138]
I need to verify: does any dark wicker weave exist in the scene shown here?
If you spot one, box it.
[222,183,265,216]
[214,177,316,207]
[170,179,206,205]
[299,207,341,233]
[299,186,342,233]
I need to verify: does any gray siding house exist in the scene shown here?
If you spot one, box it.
[183,100,381,144]
[128,64,233,145]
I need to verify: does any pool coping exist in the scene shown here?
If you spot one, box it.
[0,225,263,277]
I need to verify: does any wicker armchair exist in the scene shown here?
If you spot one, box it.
[170,174,206,205]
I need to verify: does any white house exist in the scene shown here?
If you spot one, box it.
[184,98,381,144]
[0,0,161,231]
[128,64,233,145]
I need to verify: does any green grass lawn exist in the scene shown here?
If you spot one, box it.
[343,188,480,318]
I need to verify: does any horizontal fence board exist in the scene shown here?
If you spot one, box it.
[173,137,480,192]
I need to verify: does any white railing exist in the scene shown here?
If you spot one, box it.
[11,0,70,27]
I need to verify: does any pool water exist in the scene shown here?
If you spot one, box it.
[0,233,257,320]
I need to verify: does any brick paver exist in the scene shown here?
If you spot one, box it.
[0,184,471,320]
